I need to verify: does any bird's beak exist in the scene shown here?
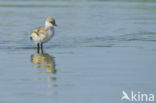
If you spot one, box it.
[54,23,57,27]
[50,21,57,27]
[54,22,57,27]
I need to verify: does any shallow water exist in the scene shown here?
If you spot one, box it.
[0,0,156,103]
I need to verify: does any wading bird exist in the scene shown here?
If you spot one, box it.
[30,17,57,49]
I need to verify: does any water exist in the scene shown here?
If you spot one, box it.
[0,0,156,103]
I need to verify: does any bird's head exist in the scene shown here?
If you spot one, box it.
[45,17,57,28]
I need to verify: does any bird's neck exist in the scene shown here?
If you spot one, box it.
[45,22,54,29]
[45,26,53,30]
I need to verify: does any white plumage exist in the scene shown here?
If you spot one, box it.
[30,17,57,48]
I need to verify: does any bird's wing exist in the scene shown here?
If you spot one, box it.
[32,27,48,36]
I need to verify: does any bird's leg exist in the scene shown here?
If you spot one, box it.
[37,43,40,48]
[36,43,40,54]
[36,47,40,54]
[41,47,44,54]
[40,43,44,54]
[41,43,43,49]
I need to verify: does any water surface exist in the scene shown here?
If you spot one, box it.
[0,0,156,103]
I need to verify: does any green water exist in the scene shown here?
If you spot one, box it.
[0,0,156,103]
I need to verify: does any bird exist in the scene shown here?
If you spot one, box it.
[30,17,57,49]
[121,91,130,101]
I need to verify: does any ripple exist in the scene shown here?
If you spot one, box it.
[0,33,156,51]
[0,4,80,8]
[0,41,10,44]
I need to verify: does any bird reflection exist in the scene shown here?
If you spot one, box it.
[31,48,56,74]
